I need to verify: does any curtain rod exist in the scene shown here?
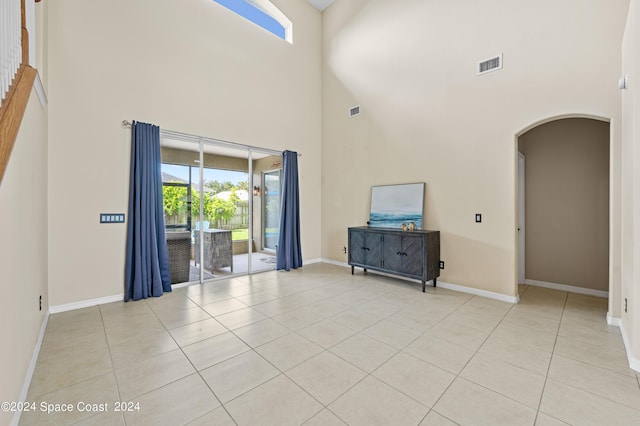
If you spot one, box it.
[121,120,301,157]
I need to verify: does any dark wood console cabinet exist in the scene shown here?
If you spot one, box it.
[348,226,440,292]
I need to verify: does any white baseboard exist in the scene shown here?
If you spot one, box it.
[171,281,193,289]
[12,310,49,426]
[43,262,333,312]
[322,260,519,304]
[319,258,349,268]
[437,280,520,304]
[525,279,608,298]
[606,312,621,327]
[49,294,123,314]
[47,260,343,312]
[618,319,640,373]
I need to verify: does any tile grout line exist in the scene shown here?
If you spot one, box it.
[183,296,275,425]
[30,267,639,425]
[97,304,128,425]
[415,292,520,425]
[143,295,235,425]
[310,285,515,424]
[181,274,367,424]
[545,295,640,415]
[220,276,414,424]
[298,288,512,425]
[203,274,375,425]
[532,289,569,425]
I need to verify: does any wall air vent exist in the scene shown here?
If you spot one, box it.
[477,54,503,75]
[349,105,361,118]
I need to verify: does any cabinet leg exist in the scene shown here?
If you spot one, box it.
[422,281,426,292]
[351,266,354,275]
[433,277,437,287]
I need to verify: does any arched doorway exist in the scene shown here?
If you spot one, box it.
[516,117,610,297]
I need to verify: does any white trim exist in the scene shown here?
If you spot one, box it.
[515,114,611,138]
[157,128,284,157]
[12,310,49,426]
[318,258,347,268]
[53,262,327,298]
[321,260,519,304]
[249,0,293,43]
[437,280,520,304]
[518,152,525,284]
[525,279,609,298]
[49,294,123,314]
[619,320,640,373]
[34,72,47,108]
[606,312,621,326]
[171,281,194,290]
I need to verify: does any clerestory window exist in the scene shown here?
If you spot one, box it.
[214,0,293,43]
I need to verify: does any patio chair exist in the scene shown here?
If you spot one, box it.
[166,231,191,284]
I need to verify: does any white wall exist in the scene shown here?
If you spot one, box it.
[621,0,640,366]
[0,87,48,426]
[321,0,628,298]
[46,0,322,306]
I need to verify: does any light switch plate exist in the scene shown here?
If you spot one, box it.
[100,213,125,224]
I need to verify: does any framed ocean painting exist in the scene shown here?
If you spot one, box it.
[369,183,425,229]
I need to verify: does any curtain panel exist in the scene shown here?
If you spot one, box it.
[276,150,303,271]
[124,121,171,301]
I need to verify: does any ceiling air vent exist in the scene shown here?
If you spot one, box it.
[477,54,503,75]
[349,105,361,118]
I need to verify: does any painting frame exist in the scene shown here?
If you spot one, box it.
[369,183,425,229]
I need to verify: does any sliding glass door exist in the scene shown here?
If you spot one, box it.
[160,137,282,283]
[263,169,281,252]
[161,141,201,284]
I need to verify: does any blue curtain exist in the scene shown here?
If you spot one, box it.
[124,121,171,301]
[276,150,303,271]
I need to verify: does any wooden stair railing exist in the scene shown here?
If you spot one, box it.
[0,0,37,185]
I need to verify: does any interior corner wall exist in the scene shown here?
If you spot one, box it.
[518,118,610,292]
[621,0,639,365]
[46,0,322,307]
[0,87,48,425]
[321,0,628,297]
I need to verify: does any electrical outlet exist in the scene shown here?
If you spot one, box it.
[439,261,445,269]
[475,214,482,223]
[625,298,628,313]
[39,295,42,311]
[342,246,347,254]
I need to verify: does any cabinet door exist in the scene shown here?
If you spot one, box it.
[382,234,423,277]
[382,234,403,272]
[364,232,383,268]
[402,235,424,277]
[350,230,383,268]
[349,230,366,265]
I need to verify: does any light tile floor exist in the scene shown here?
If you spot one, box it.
[20,263,640,425]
